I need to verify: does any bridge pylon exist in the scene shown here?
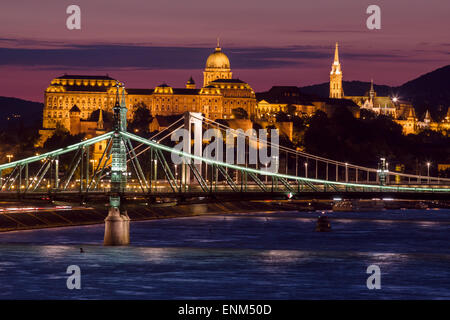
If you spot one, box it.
[104,83,130,246]
[181,112,203,189]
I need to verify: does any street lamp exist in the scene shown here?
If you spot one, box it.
[304,162,308,178]
[427,162,431,183]
[6,154,13,162]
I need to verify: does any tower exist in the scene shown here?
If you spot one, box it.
[93,108,108,166]
[369,79,375,102]
[69,105,81,135]
[407,107,417,121]
[329,42,344,99]
[104,82,130,246]
[203,39,232,87]
[423,109,431,126]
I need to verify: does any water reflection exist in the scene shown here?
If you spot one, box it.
[0,209,448,299]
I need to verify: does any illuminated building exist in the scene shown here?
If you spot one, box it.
[329,42,344,99]
[326,43,449,136]
[38,44,257,147]
[203,39,233,87]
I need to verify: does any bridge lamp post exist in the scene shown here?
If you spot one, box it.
[90,159,97,176]
[153,159,157,191]
[386,162,390,184]
[345,163,348,182]
[265,163,268,184]
[427,162,431,184]
[6,154,13,163]
[304,162,308,178]
[174,164,178,184]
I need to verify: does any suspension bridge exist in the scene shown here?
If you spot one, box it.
[0,84,449,244]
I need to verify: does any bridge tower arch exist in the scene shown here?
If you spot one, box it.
[181,112,203,189]
[104,83,130,246]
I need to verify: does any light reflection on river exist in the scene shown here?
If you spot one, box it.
[0,209,449,299]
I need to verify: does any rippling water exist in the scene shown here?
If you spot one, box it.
[0,209,449,299]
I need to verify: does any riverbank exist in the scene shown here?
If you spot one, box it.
[0,200,301,233]
[0,198,448,233]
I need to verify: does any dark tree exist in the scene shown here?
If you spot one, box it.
[232,107,249,119]
[129,102,152,134]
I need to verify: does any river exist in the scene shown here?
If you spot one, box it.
[0,209,449,299]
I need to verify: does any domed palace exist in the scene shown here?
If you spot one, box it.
[38,42,257,147]
[203,39,233,86]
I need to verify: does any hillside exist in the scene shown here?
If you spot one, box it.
[0,96,43,128]
[397,65,450,117]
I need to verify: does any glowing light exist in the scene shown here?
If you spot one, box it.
[121,131,450,193]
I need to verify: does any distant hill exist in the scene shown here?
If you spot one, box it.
[397,65,450,118]
[299,65,450,120]
[0,97,43,128]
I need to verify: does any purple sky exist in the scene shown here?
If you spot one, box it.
[0,0,449,102]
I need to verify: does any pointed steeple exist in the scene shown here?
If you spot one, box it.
[424,109,431,123]
[113,82,122,131]
[407,107,416,120]
[369,79,375,101]
[334,42,340,63]
[119,85,127,132]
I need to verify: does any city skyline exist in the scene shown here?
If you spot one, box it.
[0,0,449,102]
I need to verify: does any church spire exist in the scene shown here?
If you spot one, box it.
[369,79,375,101]
[407,107,417,120]
[424,109,431,123]
[334,42,340,63]
[329,42,344,99]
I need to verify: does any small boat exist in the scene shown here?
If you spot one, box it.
[315,215,331,232]
[332,200,353,212]
[415,202,429,209]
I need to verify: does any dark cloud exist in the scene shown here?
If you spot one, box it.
[0,43,330,69]
[0,40,421,70]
